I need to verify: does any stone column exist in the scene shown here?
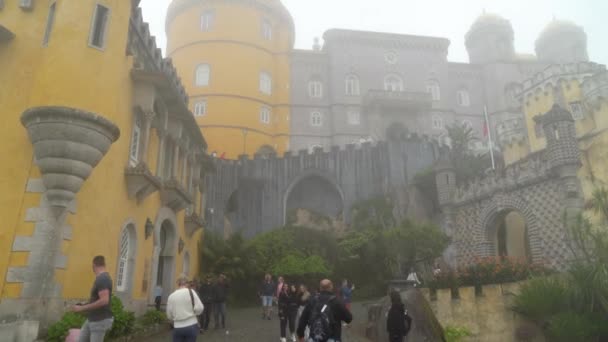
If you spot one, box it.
[141,110,155,165]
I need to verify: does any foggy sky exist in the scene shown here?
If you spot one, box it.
[141,0,607,65]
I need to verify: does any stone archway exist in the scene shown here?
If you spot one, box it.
[283,171,345,227]
[477,195,541,262]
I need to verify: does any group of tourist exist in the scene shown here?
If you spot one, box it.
[71,255,412,342]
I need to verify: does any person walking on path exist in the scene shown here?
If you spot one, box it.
[213,273,229,332]
[278,283,299,342]
[406,268,421,288]
[340,279,354,312]
[71,255,114,342]
[197,276,215,332]
[259,273,275,320]
[296,284,311,340]
[167,274,204,342]
[154,284,163,311]
[297,279,353,342]
[276,275,285,298]
[386,291,412,342]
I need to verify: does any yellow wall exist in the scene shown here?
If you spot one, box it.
[518,77,608,223]
[167,2,292,159]
[0,0,204,306]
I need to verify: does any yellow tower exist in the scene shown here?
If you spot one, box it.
[166,0,294,159]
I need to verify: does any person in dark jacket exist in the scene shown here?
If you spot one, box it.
[213,274,229,331]
[386,291,411,342]
[297,279,353,342]
[259,273,276,320]
[278,283,299,342]
[197,276,215,332]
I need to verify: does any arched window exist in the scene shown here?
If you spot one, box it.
[384,74,403,92]
[308,80,323,98]
[116,224,137,293]
[201,10,215,31]
[345,75,360,96]
[260,106,271,124]
[195,64,210,87]
[260,71,272,95]
[261,18,272,40]
[193,100,207,117]
[432,115,443,129]
[310,111,323,126]
[457,88,470,107]
[128,113,142,166]
[426,80,441,101]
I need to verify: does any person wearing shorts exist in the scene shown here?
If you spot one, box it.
[259,273,275,320]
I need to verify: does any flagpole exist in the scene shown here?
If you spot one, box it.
[484,105,496,170]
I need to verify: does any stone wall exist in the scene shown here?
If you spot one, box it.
[421,282,544,342]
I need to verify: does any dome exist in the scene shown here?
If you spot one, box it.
[536,19,586,47]
[465,13,514,45]
[535,19,588,63]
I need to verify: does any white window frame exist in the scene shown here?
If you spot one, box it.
[194,100,207,117]
[262,18,272,40]
[42,2,57,46]
[347,110,360,125]
[569,101,584,120]
[260,72,272,95]
[427,80,441,101]
[432,115,443,129]
[195,64,210,87]
[345,75,360,96]
[457,89,470,107]
[384,74,403,92]
[200,10,215,31]
[129,115,141,166]
[116,228,130,292]
[260,106,271,124]
[88,4,110,50]
[308,80,323,98]
[310,111,323,127]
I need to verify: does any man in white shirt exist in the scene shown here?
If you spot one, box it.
[167,275,204,342]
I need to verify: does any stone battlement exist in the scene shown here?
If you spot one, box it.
[582,70,608,109]
[519,61,605,97]
[420,282,537,341]
[129,6,189,106]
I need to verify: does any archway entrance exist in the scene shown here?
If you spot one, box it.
[285,174,344,227]
[156,220,176,301]
[491,210,531,260]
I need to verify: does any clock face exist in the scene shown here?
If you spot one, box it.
[385,51,398,64]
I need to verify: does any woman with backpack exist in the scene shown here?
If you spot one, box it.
[386,290,412,342]
[278,283,299,342]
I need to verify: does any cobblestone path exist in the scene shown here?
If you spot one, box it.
[147,302,372,342]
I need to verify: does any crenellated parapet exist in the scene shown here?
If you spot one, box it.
[518,62,605,100]
[451,151,552,205]
[496,117,527,147]
[581,70,608,110]
[129,7,189,106]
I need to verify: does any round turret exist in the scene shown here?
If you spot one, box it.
[465,13,515,64]
[535,20,588,64]
[166,0,295,159]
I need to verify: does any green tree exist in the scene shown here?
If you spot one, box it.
[446,122,491,186]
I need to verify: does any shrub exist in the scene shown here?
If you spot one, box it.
[107,295,136,339]
[46,312,86,342]
[546,312,601,342]
[444,325,472,342]
[140,309,167,326]
[511,276,569,321]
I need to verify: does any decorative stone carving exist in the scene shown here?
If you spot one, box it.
[21,107,120,210]
[178,238,185,254]
[145,218,154,240]
[160,179,193,211]
[185,211,205,237]
[124,162,162,201]
[0,24,14,42]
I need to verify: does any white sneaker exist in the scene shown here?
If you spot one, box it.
[280,338,287,342]
[291,334,296,342]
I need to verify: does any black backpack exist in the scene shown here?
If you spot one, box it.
[308,295,336,342]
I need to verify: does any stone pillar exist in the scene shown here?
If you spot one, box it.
[141,110,155,165]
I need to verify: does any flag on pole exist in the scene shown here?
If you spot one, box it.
[483,105,496,170]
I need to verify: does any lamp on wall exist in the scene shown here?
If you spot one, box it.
[178,238,185,254]
[145,218,154,240]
